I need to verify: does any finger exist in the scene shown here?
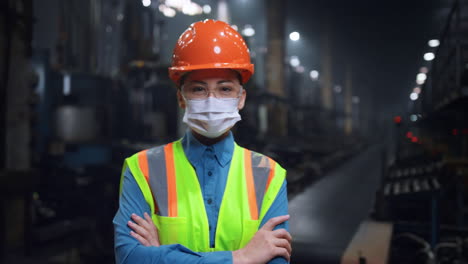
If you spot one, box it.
[144,212,161,246]
[130,231,150,246]
[131,213,152,230]
[272,229,292,243]
[128,221,149,238]
[274,238,292,255]
[143,212,153,224]
[273,247,290,262]
[143,212,157,232]
[261,215,290,231]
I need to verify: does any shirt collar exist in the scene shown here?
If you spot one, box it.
[181,130,234,168]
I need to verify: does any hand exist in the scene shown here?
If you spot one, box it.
[233,215,292,264]
[127,212,161,247]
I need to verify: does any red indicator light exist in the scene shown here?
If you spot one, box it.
[394,116,402,124]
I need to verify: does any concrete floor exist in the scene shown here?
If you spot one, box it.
[289,145,384,263]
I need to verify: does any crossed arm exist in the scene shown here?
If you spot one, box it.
[114,168,292,264]
[129,213,292,263]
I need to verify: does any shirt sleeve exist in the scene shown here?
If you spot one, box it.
[113,168,232,264]
[259,180,290,264]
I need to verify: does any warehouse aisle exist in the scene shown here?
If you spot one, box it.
[289,145,384,263]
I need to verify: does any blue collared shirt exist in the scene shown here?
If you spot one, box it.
[113,131,289,263]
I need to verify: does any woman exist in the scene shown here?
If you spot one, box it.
[113,19,292,264]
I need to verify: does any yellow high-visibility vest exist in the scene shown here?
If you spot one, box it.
[121,139,286,252]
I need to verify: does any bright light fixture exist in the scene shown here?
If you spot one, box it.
[158,0,204,16]
[290,56,300,67]
[142,0,151,7]
[310,70,319,80]
[413,87,421,94]
[289,31,300,41]
[182,2,202,15]
[203,5,211,14]
[242,25,255,37]
[417,73,427,82]
[166,0,183,9]
[410,92,419,101]
[428,39,440,48]
[424,52,435,61]
[159,5,176,17]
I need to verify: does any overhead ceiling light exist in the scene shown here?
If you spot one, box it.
[289,31,300,41]
[242,25,255,37]
[410,92,419,101]
[290,56,300,67]
[424,52,435,61]
[202,5,211,14]
[310,70,319,80]
[182,2,202,16]
[142,0,151,7]
[428,39,440,48]
[159,5,176,17]
[158,0,203,16]
[417,73,427,82]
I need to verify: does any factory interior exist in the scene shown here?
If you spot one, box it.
[1,0,468,263]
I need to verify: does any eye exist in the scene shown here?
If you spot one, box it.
[217,85,234,95]
[219,86,233,93]
[190,86,206,93]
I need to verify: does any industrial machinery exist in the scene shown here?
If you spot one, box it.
[375,1,468,262]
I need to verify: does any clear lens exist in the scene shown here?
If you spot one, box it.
[182,85,242,99]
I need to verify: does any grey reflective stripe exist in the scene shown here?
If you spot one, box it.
[147,145,169,216]
[250,151,272,217]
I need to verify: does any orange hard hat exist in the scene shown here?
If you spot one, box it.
[168,19,254,85]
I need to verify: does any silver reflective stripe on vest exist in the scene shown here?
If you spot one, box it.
[147,146,169,216]
[146,145,273,218]
[251,151,272,216]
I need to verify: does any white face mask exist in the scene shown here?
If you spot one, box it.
[183,96,242,138]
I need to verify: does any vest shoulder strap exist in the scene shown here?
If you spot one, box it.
[137,143,179,217]
[242,146,285,221]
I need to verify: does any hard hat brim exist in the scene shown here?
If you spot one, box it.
[169,63,254,85]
